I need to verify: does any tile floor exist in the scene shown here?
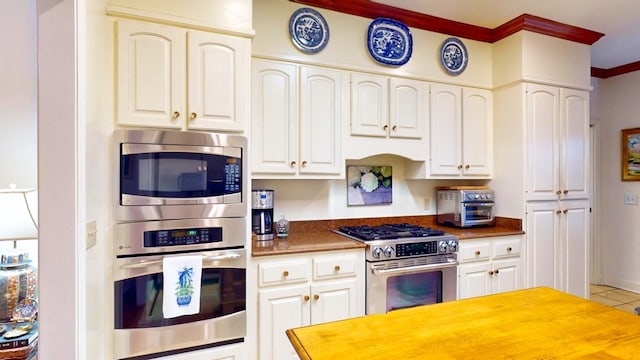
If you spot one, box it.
[590,284,640,315]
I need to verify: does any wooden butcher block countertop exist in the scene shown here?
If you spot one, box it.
[286,287,640,360]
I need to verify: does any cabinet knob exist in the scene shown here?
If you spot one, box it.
[475,250,481,256]
[172,111,180,119]
[458,165,463,170]
[563,190,569,194]
[563,209,568,214]
[507,247,512,252]
[190,112,197,120]
[556,210,562,215]
[283,270,289,277]
[488,270,494,276]
[290,161,296,168]
[464,164,470,169]
[334,265,341,272]
[301,161,308,167]
[383,125,389,131]
[304,295,310,301]
[313,294,320,301]
[392,125,397,131]
[494,269,500,274]
[556,190,562,195]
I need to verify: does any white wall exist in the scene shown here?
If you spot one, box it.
[0,0,38,189]
[595,71,640,293]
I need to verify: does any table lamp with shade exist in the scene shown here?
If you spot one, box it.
[0,185,38,322]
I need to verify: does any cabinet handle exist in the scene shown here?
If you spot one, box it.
[457,165,463,170]
[392,125,397,131]
[475,250,481,256]
[290,161,296,168]
[313,294,320,301]
[488,270,494,276]
[383,125,389,131]
[507,247,512,252]
[301,161,308,167]
[304,295,310,301]
[494,269,500,274]
[190,112,197,120]
[283,270,289,277]
[464,164,470,169]
[172,111,180,119]
[334,265,341,272]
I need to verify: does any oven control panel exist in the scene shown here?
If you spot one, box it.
[396,241,438,257]
[369,237,458,261]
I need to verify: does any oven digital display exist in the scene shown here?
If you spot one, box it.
[143,227,223,247]
[396,241,438,257]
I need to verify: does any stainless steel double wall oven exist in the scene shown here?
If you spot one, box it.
[112,129,248,359]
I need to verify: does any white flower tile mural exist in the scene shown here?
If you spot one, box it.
[347,165,392,206]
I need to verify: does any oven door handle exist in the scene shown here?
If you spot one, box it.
[371,261,457,276]
[120,252,242,269]
[463,202,494,207]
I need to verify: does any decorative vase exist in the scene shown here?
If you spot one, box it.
[176,295,192,306]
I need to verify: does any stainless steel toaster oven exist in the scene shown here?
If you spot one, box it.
[437,188,495,227]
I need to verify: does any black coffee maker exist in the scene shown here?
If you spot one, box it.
[252,190,274,241]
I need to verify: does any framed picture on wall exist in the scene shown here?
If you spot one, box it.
[621,127,640,181]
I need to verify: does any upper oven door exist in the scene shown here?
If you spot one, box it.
[114,248,246,330]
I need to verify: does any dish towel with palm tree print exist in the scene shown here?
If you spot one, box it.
[162,255,203,318]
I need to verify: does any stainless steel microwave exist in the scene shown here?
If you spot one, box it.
[114,129,247,222]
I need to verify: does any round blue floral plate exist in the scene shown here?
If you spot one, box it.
[440,37,468,75]
[367,18,413,66]
[289,7,330,53]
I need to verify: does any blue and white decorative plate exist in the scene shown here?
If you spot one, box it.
[289,8,330,53]
[440,37,468,75]
[367,18,413,66]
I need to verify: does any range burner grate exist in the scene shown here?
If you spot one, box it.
[337,223,445,241]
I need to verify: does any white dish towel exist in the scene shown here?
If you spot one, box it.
[162,255,203,318]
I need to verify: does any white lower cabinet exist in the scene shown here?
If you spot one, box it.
[458,236,523,299]
[156,342,245,360]
[256,250,364,360]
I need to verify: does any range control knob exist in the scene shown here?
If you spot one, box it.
[438,240,449,253]
[448,240,459,253]
[372,247,383,259]
[383,246,394,258]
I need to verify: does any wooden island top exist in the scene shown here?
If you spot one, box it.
[286,287,640,360]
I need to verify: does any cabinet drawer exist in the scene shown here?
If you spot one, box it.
[492,238,521,259]
[259,259,310,287]
[313,255,358,280]
[458,241,491,263]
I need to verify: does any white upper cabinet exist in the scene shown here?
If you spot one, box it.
[350,73,426,139]
[116,19,249,131]
[525,84,589,201]
[429,83,492,177]
[251,59,345,178]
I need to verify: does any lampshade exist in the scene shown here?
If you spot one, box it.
[0,188,38,241]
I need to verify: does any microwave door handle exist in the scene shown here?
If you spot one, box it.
[371,260,458,276]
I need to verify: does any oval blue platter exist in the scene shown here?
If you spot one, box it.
[289,7,330,53]
[367,18,413,66]
[440,37,468,75]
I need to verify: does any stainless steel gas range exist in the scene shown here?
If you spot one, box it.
[335,223,459,314]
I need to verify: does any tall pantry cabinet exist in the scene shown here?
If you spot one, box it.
[494,82,590,299]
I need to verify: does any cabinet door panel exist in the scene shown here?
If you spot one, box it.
[299,66,343,174]
[258,285,310,360]
[491,258,521,295]
[389,78,426,139]
[458,262,492,299]
[526,202,559,289]
[187,31,247,131]
[430,84,462,175]
[526,84,559,200]
[350,73,388,137]
[117,20,186,128]
[562,201,590,298]
[559,89,589,200]
[251,60,298,174]
[462,88,492,176]
[310,279,358,324]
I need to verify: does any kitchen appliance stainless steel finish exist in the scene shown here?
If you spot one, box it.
[113,218,246,359]
[114,129,246,222]
[251,190,274,241]
[335,224,458,314]
[437,188,495,227]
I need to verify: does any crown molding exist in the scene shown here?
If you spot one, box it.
[591,61,640,79]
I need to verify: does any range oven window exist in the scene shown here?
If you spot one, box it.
[120,150,242,199]
[114,267,246,329]
[386,271,442,312]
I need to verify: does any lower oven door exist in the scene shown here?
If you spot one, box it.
[366,258,457,315]
[113,248,246,359]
